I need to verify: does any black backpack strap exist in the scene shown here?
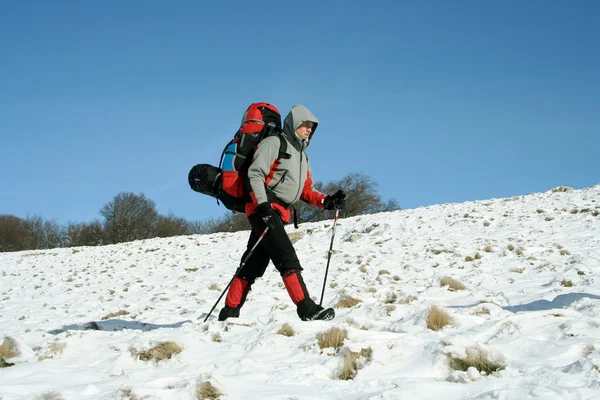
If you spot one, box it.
[275,132,290,160]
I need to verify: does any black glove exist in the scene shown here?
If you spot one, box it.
[255,202,283,229]
[323,190,346,210]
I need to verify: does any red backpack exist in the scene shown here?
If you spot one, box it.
[189,102,288,213]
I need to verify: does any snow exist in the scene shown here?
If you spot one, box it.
[1,185,600,399]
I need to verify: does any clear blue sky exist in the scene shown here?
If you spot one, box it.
[1,0,598,224]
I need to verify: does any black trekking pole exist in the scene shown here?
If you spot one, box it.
[319,209,339,307]
[203,226,270,322]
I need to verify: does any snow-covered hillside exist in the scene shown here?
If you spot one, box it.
[1,185,600,400]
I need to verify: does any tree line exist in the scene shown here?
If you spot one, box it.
[0,172,399,252]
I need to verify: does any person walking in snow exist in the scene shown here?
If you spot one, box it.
[218,104,346,321]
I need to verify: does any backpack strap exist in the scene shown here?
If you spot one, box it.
[275,132,290,160]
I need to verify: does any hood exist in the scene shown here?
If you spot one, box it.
[283,104,319,148]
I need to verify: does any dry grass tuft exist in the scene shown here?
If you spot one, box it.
[288,231,305,244]
[334,295,361,309]
[0,336,20,359]
[208,283,221,291]
[400,295,418,304]
[551,186,573,193]
[448,346,505,375]
[119,387,143,400]
[367,287,377,293]
[316,327,348,353]
[134,341,182,362]
[426,305,453,331]
[0,336,20,367]
[560,249,571,256]
[378,269,390,275]
[276,323,296,337]
[38,342,66,361]
[196,380,222,399]
[472,307,491,316]
[507,244,515,251]
[561,279,573,287]
[101,310,129,320]
[211,333,222,342]
[440,276,466,291]
[34,392,64,400]
[483,246,494,253]
[335,347,373,380]
[384,293,397,304]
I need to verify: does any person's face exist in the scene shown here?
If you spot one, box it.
[296,121,314,140]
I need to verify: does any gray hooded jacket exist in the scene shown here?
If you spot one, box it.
[247,104,324,207]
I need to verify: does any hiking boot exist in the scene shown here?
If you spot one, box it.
[296,298,335,321]
[218,306,240,321]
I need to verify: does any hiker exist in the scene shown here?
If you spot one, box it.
[218,104,346,321]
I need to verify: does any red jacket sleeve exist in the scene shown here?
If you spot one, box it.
[300,170,326,207]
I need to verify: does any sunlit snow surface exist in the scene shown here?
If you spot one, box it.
[1,185,600,399]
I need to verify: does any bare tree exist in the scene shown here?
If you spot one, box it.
[65,219,105,247]
[189,212,250,234]
[0,214,34,252]
[24,215,65,249]
[100,192,159,243]
[296,172,400,223]
[155,213,191,237]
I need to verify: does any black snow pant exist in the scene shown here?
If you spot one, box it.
[238,213,302,280]
[224,213,317,317]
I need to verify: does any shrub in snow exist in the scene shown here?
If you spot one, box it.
[334,294,361,309]
[288,231,305,244]
[196,380,222,399]
[400,295,418,304]
[335,347,373,380]
[276,323,296,337]
[101,310,129,320]
[316,327,348,353]
[37,342,66,361]
[561,279,573,287]
[440,276,466,291]
[448,346,505,375]
[34,392,64,400]
[551,186,574,193]
[133,341,182,362]
[0,336,20,368]
[426,305,453,331]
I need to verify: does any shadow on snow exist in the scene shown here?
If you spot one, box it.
[502,292,600,312]
[48,319,193,335]
[450,292,600,312]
